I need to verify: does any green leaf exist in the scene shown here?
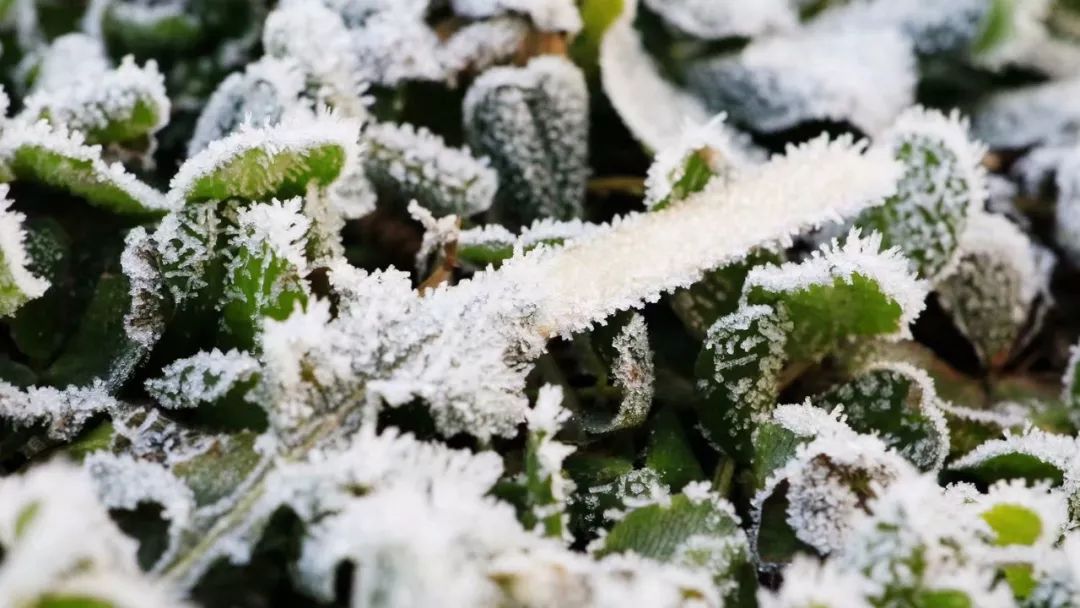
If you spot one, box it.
[670,249,782,340]
[169,115,355,206]
[645,408,705,491]
[982,503,1043,546]
[0,189,50,317]
[856,107,984,282]
[594,487,753,599]
[814,363,949,471]
[0,121,171,216]
[463,55,589,226]
[696,231,926,461]
[949,429,1072,487]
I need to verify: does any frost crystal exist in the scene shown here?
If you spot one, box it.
[0,185,50,317]
[364,121,497,217]
[687,30,916,134]
[0,380,119,440]
[146,349,261,410]
[587,313,655,433]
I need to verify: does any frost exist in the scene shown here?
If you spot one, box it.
[522,384,577,539]
[458,218,600,265]
[352,11,445,86]
[1054,147,1080,266]
[364,121,497,216]
[642,0,796,40]
[120,227,167,353]
[974,78,1080,149]
[146,349,261,410]
[686,30,916,134]
[0,119,172,215]
[464,55,589,225]
[519,135,903,337]
[451,0,582,34]
[22,55,170,144]
[600,0,711,152]
[950,427,1080,491]
[440,17,530,81]
[153,203,220,303]
[973,479,1068,555]
[0,380,119,440]
[0,184,50,317]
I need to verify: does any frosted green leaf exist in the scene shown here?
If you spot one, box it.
[670,248,781,340]
[855,107,987,282]
[814,362,950,471]
[463,55,589,226]
[686,30,916,134]
[457,218,598,266]
[937,213,1047,366]
[0,185,50,317]
[99,0,203,57]
[221,198,311,348]
[363,121,497,217]
[188,58,305,156]
[581,313,655,434]
[169,113,358,206]
[594,483,754,602]
[695,230,927,461]
[644,409,705,491]
[751,428,912,563]
[23,56,170,145]
[950,428,1078,488]
[0,120,171,216]
[152,202,221,305]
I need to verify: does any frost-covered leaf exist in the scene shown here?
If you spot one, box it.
[463,55,589,226]
[23,55,170,145]
[439,17,529,83]
[642,0,795,40]
[581,313,654,434]
[599,0,711,152]
[98,0,203,57]
[458,218,599,266]
[262,2,368,118]
[188,58,305,156]
[146,349,260,411]
[594,483,754,602]
[169,112,358,206]
[938,212,1048,366]
[221,198,311,348]
[696,230,927,461]
[814,361,950,472]
[949,428,1080,490]
[520,385,576,539]
[855,107,987,282]
[152,202,221,305]
[686,30,916,134]
[30,33,110,94]
[669,248,781,340]
[751,429,913,564]
[974,78,1080,149]
[808,0,992,55]
[45,230,167,392]
[363,121,497,217]
[0,120,171,216]
[757,555,873,608]
[0,185,50,317]
[0,380,118,440]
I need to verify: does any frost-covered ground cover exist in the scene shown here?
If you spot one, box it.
[5,0,1080,606]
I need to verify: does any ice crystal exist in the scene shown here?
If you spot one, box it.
[0,380,119,440]
[146,349,261,410]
